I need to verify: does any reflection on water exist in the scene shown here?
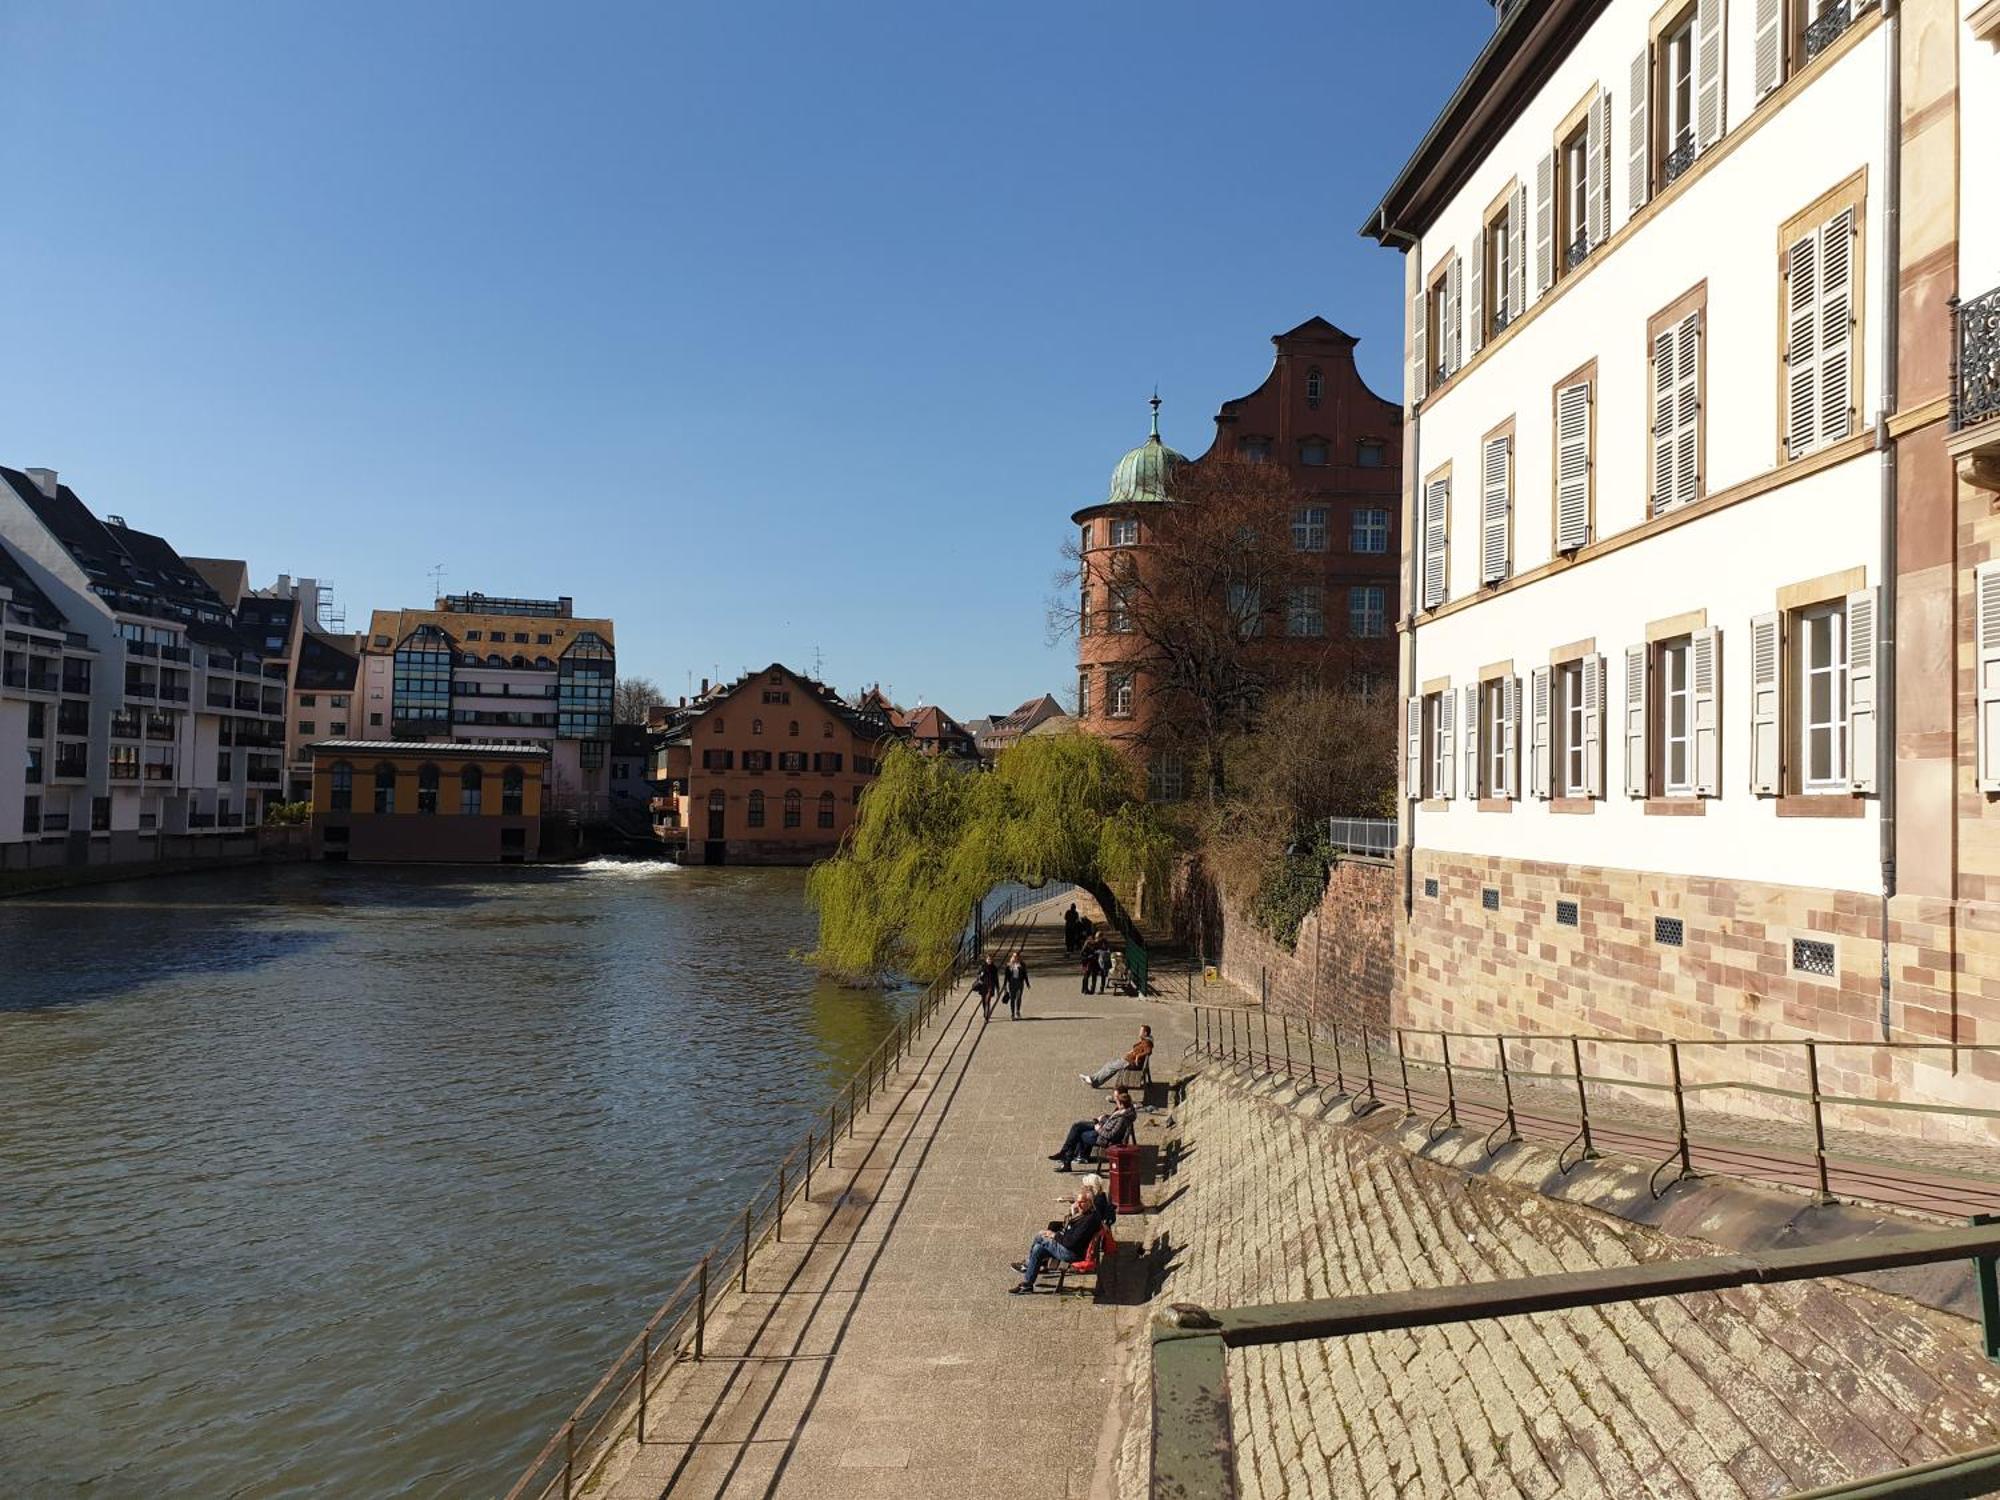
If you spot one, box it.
[0,860,913,1498]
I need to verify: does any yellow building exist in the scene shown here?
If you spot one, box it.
[309,739,547,863]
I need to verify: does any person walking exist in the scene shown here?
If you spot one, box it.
[1079,935,1100,996]
[974,953,1000,1017]
[1096,938,1117,995]
[1062,903,1081,955]
[1001,951,1030,1019]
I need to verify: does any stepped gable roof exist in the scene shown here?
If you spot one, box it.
[0,538,67,631]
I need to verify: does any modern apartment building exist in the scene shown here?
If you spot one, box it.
[359,594,615,817]
[1366,0,1984,1112]
[0,467,288,864]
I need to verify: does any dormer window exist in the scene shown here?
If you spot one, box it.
[1305,367,1324,405]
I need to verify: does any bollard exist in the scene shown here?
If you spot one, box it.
[777,1162,786,1243]
[639,1328,650,1442]
[1397,1028,1414,1112]
[805,1134,814,1203]
[741,1207,751,1293]
[1570,1035,1595,1160]
[696,1257,708,1360]
[1805,1039,1832,1202]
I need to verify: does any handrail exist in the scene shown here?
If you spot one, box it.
[500,879,1069,1500]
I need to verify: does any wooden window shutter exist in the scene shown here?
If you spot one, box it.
[1624,644,1650,798]
[1651,328,1677,515]
[1406,695,1424,799]
[1470,235,1486,356]
[1480,433,1510,585]
[1672,312,1701,505]
[1438,687,1457,799]
[1846,586,1877,793]
[1502,674,1521,798]
[1627,47,1651,218]
[1749,611,1782,794]
[1411,276,1428,404]
[1979,564,2000,791]
[1422,476,1449,609]
[1754,0,1783,98]
[1696,0,1725,151]
[1691,626,1721,796]
[1582,653,1605,798]
[1819,208,1856,444]
[1530,666,1553,798]
[1463,683,1481,798]
[1509,184,1529,318]
[1586,90,1609,249]
[1535,152,1556,298]
[1555,381,1592,550]
[1445,254,1464,375]
[1785,229,1819,457]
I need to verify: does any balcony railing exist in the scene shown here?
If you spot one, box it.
[110,763,139,781]
[160,644,191,663]
[1565,230,1590,270]
[1953,285,2000,432]
[1663,132,1696,186]
[1802,0,1853,61]
[1326,816,1397,858]
[159,685,190,703]
[60,675,90,696]
[123,680,157,700]
[53,756,88,780]
[143,763,176,782]
[247,766,282,785]
[125,639,158,658]
[188,812,216,829]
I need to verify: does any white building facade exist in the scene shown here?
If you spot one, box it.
[1367,0,1986,1114]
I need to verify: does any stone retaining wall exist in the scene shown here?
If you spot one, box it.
[1210,855,1397,1035]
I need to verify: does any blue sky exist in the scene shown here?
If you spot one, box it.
[0,1,1486,718]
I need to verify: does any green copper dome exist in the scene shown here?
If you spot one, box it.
[1105,395,1185,505]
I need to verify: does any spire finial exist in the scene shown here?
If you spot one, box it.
[1149,388,1162,439]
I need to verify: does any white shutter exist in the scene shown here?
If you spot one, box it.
[1582,653,1605,798]
[1470,235,1486,356]
[1535,152,1555,298]
[1411,275,1428,405]
[1691,627,1721,796]
[1696,0,1724,151]
[1509,184,1528,318]
[1586,90,1608,249]
[1628,47,1651,219]
[1480,433,1510,585]
[1979,565,2000,792]
[1673,312,1700,505]
[1445,254,1464,375]
[1624,644,1651,798]
[1846,586,1877,794]
[1464,683,1481,798]
[1422,476,1449,609]
[1754,0,1782,98]
[1406,695,1424,799]
[1530,667,1552,799]
[1555,381,1591,550]
[1502,674,1521,799]
[1651,327,1677,515]
[1819,208,1855,444]
[1785,229,1819,457]
[1750,612,1781,794]
[1438,687,1457,800]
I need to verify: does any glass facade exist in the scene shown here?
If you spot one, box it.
[392,626,453,736]
[557,631,614,741]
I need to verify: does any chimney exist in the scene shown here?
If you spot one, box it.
[23,468,58,499]
[700,677,710,694]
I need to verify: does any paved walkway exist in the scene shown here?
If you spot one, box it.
[586,893,1191,1500]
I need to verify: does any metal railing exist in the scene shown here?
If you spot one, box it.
[1802,0,1854,61]
[501,881,1068,1500]
[1187,1005,2000,1218]
[1325,816,1394,858]
[1150,1222,2000,1500]
[1951,284,2000,432]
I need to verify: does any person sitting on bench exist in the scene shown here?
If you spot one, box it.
[1049,1088,1136,1171]
[1080,1025,1154,1089]
[1045,1173,1108,1233]
[1010,1178,1110,1293]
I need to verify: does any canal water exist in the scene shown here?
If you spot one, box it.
[0,860,918,1498]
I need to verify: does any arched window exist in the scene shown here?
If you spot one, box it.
[487,653,506,667]
[329,760,353,812]
[461,653,481,666]
[713,717,725,733]
[783,788,802,828]
[789,720,800,737]
[373,763,397,814]
[753,718,763,735]
[748,789,765,827]
[817,791,835,829]
[534,655,553,669]
[822,722,834,738]
[1306,365,1324,404]
[502,764,525,816]
[417,763,441,815]
[460,764,482,815]
[511,655,528,669]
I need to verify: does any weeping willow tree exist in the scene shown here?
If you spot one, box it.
[806,733,1175,983]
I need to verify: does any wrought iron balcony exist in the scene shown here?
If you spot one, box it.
[1565,230,1590,270]
[1953,286,2000,432]
[1663,133,1696,186]
[1491,305,1512,336]
[1803,0,1853,61]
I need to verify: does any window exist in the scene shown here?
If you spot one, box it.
[813,753,844,772]
[1659,637,1693,794]
[753,718,763,735]
[1305,366,1323,404]
[299,720,316,735]
[1227,582,1264,637]
[1238,437,1270,462]
[1657,10,1697,184]
[1554,366,1595,551]
[330,761,353,812]
[1292,507,1328,552]
[779,751,806,772]
[513,633,528,644]
[391,626,453,736]
[1416,257,1459,396]
[1148,751,1186,802]
[417,764,440,815]
[1650,297,1703,515]
[1357,440,1385,469]
[1559,662,1588,796]
[1798,0,1858,66]
[1427,692,1451,798]
[330,721,346,735]
[1622,631,1720,800]
[373,763,396,813]
[536,633,553,645]
[702,749,734,770]
[1351,508,1390,554]
[1797,602,1848,790]
[1559,121,1590,271]
[1477,186,1525,345]
[748,789,765,827]
[460,765,482,815]
[817,791,835,829]
[783,789,802,828]
[1079,586,1093,636]
[1285,585,1325,638]
[789,721,800,736]
[743,750,771,772]
[1109,671,1134,718]
[1535,655,1605,799]
[331,696,347,709]
[300,694,318,708]
[465,631,481,642]
[714,718,725,733]
[762,688,791,704]
[1080,522,1093,553]
[1109,555,1136,633]
[1077,671,1091,719]
[1783,188,1861,461]
[370,712,383,727]
[1487,678,1513,798]
[1299,440,1328,467]
[1349,586,1387,639]
[1110,518,1139,547]
[502,766,524,816]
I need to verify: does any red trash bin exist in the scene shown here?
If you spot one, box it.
[1107,1143,1142,1214]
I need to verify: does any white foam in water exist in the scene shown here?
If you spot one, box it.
[568,857,681,876]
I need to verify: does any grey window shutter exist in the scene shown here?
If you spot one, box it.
[1624,644,1650,798]
[1673,312,1701,505]
[1819,208,1856,444]
[1535,152,1555,298]
[1406,695,1424,799]
[1980,565,2000,792]
[1530,666,1552,799]
[1785,229,1819,457]
[1754,0,1782,98]
[1438,687,1457,799]
[1846,586,1877,793]
[1582,653,1605,798]
[1586,91,1607,249]
[1470,236,1486,356]
[1445,254,1464,375]
[1628,47,1651,219]
[1502,673,1521,798]
[1411,275,1428,405]
[1480,434,1510,585]
[1651,327,1677,515]
[1422,476,1449,609]
[1509,184,1528,317]
[1555,381,1592,550]
[1464,682,1481,798]
[1696,0,1725,151]
[1692,627,1721,796]
[1749,612,1782,794]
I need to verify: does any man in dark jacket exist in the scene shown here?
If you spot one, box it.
[1009,1191,1107,1293]
[1049,1088,1136,1171]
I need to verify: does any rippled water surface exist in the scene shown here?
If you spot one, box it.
[0,860,915,1498]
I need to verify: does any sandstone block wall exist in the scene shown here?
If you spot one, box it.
[1212,855,1397,1037]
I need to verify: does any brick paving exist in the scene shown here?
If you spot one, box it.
[1113,1069,2000,1500]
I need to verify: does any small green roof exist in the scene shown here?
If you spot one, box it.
[1105,395,1185,505]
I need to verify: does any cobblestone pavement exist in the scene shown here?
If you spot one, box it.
[1114,1071,2000,1500]
[583,893,1190,1500]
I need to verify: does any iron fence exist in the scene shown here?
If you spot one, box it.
[1325,816,1395,858]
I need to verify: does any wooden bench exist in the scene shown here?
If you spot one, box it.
[1053,1224,1117,1295]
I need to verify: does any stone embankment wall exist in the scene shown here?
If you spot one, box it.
[1114,1071,2000,1500]
[1207,855,1397,1036]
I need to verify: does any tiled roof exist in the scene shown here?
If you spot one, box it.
[308,739,550,757]
[295,631,359,691]
[0,539,67,631]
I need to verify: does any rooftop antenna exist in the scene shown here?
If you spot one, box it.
[428,563,447,600]
[811,644,824,680]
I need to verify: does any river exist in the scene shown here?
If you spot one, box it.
[0,860,916,1498]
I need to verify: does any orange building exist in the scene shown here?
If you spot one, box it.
[650,664,902,865]
[308,740,547,863]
